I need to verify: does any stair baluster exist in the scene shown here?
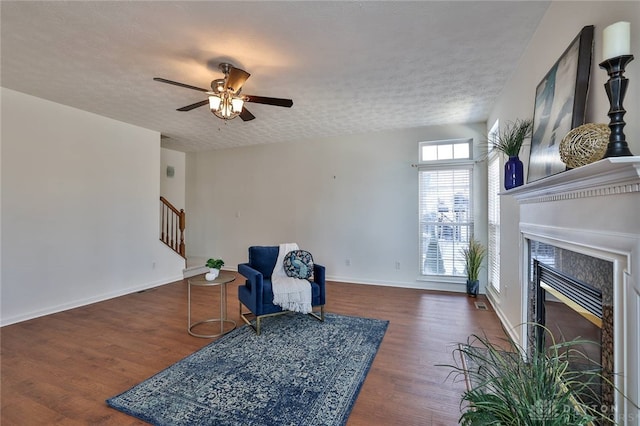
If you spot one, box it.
[159,196,185,257]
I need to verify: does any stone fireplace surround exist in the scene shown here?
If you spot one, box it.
[507,157,640,425]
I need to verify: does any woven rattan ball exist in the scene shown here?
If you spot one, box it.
[560,123,610,168]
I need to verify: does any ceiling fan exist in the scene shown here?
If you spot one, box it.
[154,63,293,122]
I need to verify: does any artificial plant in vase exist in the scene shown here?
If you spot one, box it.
[461,238,486,297]
[205,258,224,281]
[491,118,533,190]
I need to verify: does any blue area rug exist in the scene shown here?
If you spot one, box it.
[107,313,388,426]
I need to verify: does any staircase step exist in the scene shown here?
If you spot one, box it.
[183,256,207,278]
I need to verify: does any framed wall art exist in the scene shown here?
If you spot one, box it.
[527,25,594,182]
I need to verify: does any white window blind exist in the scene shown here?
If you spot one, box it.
[488,154,501,292]
[419,165,473,278]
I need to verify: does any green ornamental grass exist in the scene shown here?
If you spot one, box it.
[491,119,534,157]
[442,326,619,425]
[461,238,486,282]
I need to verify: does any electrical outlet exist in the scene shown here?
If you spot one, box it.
[345,259,351,267]
[395,261,401,270]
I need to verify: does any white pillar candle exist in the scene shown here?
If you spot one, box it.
[603,21,631,60]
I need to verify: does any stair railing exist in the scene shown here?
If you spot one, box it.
[160,196,185,257]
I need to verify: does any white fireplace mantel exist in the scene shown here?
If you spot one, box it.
[507,156,640,425]
[504,157,640,203]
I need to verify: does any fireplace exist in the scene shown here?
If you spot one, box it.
[507,158,640,425]
[530,248,611,411]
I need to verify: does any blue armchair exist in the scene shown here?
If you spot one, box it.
[238,246,326,335]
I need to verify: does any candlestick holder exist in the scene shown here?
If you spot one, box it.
[599,55,634,157]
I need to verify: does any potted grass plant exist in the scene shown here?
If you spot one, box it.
[443,326,622,425]
[461,238,486,297]
[205,258,224,281]
[491,118,533,190]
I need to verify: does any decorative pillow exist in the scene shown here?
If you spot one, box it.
[283,250,314,279]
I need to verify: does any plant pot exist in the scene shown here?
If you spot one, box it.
[466,279,479,297]
[504,155,524,190]
[205,268,220,281]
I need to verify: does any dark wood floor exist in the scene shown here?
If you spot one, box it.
[1,273,506,425]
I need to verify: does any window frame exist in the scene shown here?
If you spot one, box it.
[418,138,476,283]
[418,138,473,164]
[487,120,501,293]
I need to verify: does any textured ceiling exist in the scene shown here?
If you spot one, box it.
[1,1,549,152]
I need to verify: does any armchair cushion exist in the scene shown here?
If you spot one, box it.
[283,250,314,279]
[248,246,279,278]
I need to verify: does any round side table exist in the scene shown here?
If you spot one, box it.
[188,272,236,338]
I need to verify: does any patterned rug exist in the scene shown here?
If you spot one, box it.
[107,313,388,426]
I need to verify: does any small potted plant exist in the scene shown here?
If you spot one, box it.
[205,258,224,281]
[490,118,533,190]
[461,238,486,297]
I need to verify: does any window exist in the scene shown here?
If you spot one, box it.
[418,139,474,279]
[419,139,471,162]
[488,155,501,291]
[488,121,501,292]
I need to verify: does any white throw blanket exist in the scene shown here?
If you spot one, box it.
[271,243,312,314]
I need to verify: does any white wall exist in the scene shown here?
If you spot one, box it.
[185,122,487,291]
[487,1,640,338]
[161,148,186,211]
[1,88,185,326]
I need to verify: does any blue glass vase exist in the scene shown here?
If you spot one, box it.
[504,156,524,190]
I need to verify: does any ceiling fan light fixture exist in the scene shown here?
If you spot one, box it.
[208,95,221,110]
[231,98,244,113]
[220,95,233,117]
[210,92,240,120]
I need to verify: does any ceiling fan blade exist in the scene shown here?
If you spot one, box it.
[225,67,250,93]
[244,95,293,108]
[153,77,209,92]
[176,99,209,111]
[239,107,256,122]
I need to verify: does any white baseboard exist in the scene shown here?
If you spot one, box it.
[0,274,184,327]
[486,291,521,345]
[326,275,470,293]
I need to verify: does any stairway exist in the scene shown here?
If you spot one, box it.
[159,197,222,279]
[183,256,209,278]
[159,196,185,257]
